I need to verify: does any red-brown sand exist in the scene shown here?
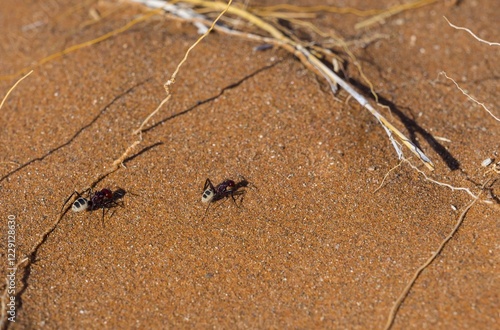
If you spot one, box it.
[0,0,498,329]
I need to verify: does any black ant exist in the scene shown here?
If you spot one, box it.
[62,188,126,222]
[201,176,250,217]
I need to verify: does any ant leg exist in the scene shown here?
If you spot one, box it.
[102,200,123,224]
[61,191,80,213]
[101,207,106,227]
[231,190,246,207]
[116,200,125,208]
[201,203,212,221]
[105,200,124,210]
[203,178,216,192]
[230,191,239,206]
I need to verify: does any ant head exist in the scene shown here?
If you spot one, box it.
[94,191,105,199]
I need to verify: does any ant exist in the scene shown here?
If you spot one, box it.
[62,187,126,223]
[201,176,251,218]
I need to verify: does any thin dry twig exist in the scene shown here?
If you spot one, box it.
[384,189,483,329]
[373,160,403,193]
[441,71,499,122]
[132,96,171,135]
[0,71,33,109]
[133,0,233,134]
[444,16,500,47]
[355,0,437,30]
[403,159,478,199]
[250,3,384,17]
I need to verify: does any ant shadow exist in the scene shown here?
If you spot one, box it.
[340,60,460,170]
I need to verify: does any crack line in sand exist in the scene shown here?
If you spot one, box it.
[0,79,150,183]
[142,60,282,134]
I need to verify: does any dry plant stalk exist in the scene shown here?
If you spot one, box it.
[444,16,500,47]
[355,0,437,30]
[105,0,232,172]
[133,0,233,135]
[441,72,499,122]
[144,0,435,170]
[250,3,384,17]
[384,193,481,330]
[403,159,479,199]
[373,160,403,193]
[0,71,33,109]
[442,17,499,122]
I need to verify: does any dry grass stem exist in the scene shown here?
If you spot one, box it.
[444,16,500,46]
[250,4,384,17]
[355,0,437,30]
[403,159,478,199]
[112,140,142,168]
[441,71,499,122]
[133,0,232,134]
[143,0,435,170]
[384,193,482,330]
[373,160,403,193]
[133,95,171,135]
[0,71,33,109]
